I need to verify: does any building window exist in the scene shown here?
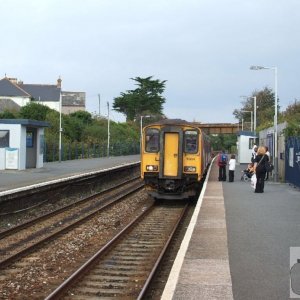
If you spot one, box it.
[249,138,256,149]
[0,130,9,148]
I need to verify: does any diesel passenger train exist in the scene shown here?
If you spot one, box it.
[141,119,211,199]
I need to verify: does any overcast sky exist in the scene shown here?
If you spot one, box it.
[1,0,299,123]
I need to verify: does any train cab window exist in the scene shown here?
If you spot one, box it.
[184,130,198,153]
[145,128,160,152]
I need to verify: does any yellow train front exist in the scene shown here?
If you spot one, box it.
[141,119,211,199]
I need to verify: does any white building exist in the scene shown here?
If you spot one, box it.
[0,119,49,170]
[0,77,85,114]
[236,131,257,164]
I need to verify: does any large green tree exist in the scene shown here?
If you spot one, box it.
[113,76,166,121]
[233,87,279,130]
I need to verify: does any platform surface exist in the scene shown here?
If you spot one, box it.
[0,155,140,194]
[162,160,300,299]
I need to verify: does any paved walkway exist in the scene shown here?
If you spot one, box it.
[162,160,300,299]
[162,158,233,299]
[0,155,140,194]
[223,164,300,299]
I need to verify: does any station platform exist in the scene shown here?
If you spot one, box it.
[1,155,299,299]
[0,155,140,196]
[162,159,300,300]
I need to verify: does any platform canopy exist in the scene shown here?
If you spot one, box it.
[0,119,50,128]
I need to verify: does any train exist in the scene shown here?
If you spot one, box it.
[140,119,211,199]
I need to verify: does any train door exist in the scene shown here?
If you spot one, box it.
[164,133,179,176]
[160,127,183,178]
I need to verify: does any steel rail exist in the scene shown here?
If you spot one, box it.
[45,203,188,300]
[0,181,143,269]
[0,176,140,240]
[137,203,188,299]
[44,203,154,300]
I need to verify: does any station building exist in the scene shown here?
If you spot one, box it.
[0,119,49,170]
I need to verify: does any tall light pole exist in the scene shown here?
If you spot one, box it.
[107,102,110,157]
[250,65,278,182]
[240,95,257,133]
[57,81,63,162]
[59,89,63,162]
[98,94,101,117]
[140,115,151,153]
[253,96,257,133]
[241,110,253,132]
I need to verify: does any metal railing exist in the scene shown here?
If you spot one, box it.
[43,141,140,162]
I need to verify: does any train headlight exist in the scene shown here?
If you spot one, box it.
[184,166,196,172]
[146,165,158,171]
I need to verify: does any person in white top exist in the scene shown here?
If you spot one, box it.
[251,145,258,162]
[228,154,236,182]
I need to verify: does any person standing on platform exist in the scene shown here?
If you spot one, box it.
[251,145,258,163]
[218,150,228,181]
[228,154,236,182]
[264,146,271,181]
[253,146,269,193]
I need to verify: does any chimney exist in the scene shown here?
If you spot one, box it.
[57,77,62,88]
[8,77,18,84]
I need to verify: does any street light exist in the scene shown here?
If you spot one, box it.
[140,115,151,153]
[59,88,63,163]
[241,110,253,131]
[240,95,257,133]
[250,65,278,182]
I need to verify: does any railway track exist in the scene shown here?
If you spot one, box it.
[0,177,143,269]
[45,202,188,299]
[0,184,151,299]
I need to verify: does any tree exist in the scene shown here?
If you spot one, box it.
[210,134,237,152]
[282,99,300,137]
[113,76,166,121]
[283,99,300,122]
[0,110,16,119]
[69,110,93,125]
[233,87,279,130]
[19,102,51,121]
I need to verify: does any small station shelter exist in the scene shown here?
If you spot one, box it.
[236,131,258,164]
[0,119,50,170]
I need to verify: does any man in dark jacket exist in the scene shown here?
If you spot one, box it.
[218,150,227,181]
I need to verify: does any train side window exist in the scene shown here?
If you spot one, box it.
[184,130,198,153]
[145,128,160,152]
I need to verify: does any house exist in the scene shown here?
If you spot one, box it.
[0,76,85,114]
[61,91,85,114]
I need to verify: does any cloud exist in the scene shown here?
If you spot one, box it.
[1,0,299,123]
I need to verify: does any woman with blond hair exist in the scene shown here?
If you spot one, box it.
[253,146,269,193]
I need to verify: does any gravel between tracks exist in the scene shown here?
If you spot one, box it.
[0,189,153,300]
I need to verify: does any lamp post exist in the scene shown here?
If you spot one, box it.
[241,110,253,132]
[59,92,63,163]
[107,102,110,157]
[240,95,256,133]
[140,115,151,153]
[250,65,278,182]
